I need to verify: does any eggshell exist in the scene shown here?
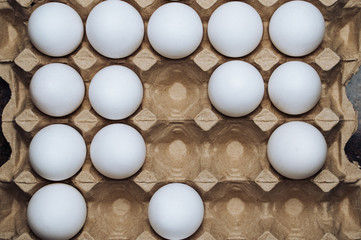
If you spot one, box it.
[86,0,144,59]
[28,2,83,57]
[207,2,263,57]
[90,124,146,179]
[147,3,203,59]
[208,61,264,117]
[29,63,85,117]
[148,183,204,240]
[27,183,87,240]
[29,124,86,181]
[267,121,327,179]
[88,65,143,120]
[268,61,322,115]
[269,1,325,57]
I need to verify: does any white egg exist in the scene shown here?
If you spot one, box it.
[269,1,325,57]
[90,124,146,179]
[29,124,86,181]
[268,61,321,115]
[267,121,327,179]
[207,2,263,57]
[30,63,85,117]
[27,183,87,240]
[88,65,143,120]
[148,183,204,240]
[147,3,203,59]
[86,0,144,59]
[208,61,264,117]
[28,2,83,57]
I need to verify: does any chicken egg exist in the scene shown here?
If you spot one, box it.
[267,121,327,179]
[269,1,325,57]
[268,61,322,115]
[29,124,86,181]
[208,61,264,117]
[90,124,146,179]
[148,183,204,240]
[88,65,143,120]
[86,0,144,59]
[28,2,83,57]
[27,183,87,240]
[147,3,203,59]
[208,2,263,57]
[30,63,85,117]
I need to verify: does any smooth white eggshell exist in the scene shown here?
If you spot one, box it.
[86,0,144,58]
[207,2,263,57]
[27,183,87,240]
[29,124,86,181]
[89,65,143,120]
[30,63,85,117]
[267,121,327,179]
[90,124,146,179]
[147,3,203,59]
[28,2,83,57]
[208,61,264,117]
[148,183,204,240]
[269,1,325,57]
[268,61,321,115]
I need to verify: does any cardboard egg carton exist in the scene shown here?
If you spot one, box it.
[1,0,361,239]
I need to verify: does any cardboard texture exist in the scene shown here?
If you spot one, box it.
[1,0,361,239]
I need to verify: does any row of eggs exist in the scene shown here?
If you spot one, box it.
[29,121,327,182]
[28,121,327,240]
[28,183,204,240]
[30,60,321,120]
[28,0,325,59]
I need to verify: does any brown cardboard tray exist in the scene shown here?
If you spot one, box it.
[1,0,361,239]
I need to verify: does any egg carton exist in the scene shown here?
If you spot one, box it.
[1,0,361,239]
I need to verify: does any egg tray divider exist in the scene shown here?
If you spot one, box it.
[1,0,361,239]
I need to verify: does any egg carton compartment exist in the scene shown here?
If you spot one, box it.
[1,0,361,239]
